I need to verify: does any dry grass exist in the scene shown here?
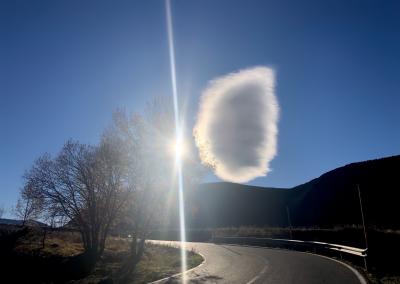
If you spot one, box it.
[130,244,203,284]
[380,277,400,284]
[212,225,372,238]
[367,274,400,284]
[214,226,289,238]
[104,236,130,252]
[75,243,203,284]
[15,230,133,257]
[16,231,203,283]
[15,230,84,257]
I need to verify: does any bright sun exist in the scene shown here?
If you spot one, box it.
[168,137,187,160]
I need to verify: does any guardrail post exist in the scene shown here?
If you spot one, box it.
[357,184,368,272]
[363,257,368,271]
[286,205,293,239]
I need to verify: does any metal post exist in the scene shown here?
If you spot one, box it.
[286,205,293,239]
[357,184,368,271]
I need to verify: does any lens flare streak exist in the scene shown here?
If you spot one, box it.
[166,0,187,282]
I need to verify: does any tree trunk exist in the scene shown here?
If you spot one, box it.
[41,227,47,249]
[110,235,146,284]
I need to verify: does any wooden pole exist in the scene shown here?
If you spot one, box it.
[286,205,293,239]
[357,184,368,270]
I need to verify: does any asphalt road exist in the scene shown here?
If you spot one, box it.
[150,241,366,284]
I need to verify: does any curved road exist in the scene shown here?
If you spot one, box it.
[150,241,365,284]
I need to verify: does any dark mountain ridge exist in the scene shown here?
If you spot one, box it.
[0,218,47,227]
[184,155,400,229]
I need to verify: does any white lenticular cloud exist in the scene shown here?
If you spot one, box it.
[193,66,279,183]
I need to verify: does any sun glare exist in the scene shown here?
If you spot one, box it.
[169,136,187,160]
[166,0,187,281]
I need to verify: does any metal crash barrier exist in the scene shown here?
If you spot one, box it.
[212,236,368,270]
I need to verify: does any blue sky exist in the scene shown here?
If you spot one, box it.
[1,0,400,216]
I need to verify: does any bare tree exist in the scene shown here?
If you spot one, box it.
[102,110,167,282]
[14,184,42,225]
[40,208,67,249]
[105,98,204,283]
[0,206,5,218]
[22,140,128,259]
[20,96,203,280]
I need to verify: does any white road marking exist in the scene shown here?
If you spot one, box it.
[246,255,268,284]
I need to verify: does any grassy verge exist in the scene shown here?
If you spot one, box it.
[73,242,203,283]
[366,273,400,284]
[15,229,84,256]
[130,245,203,283]
[5,228,203,284]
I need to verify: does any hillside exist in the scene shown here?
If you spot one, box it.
[290,155,400,227]
[0,218,47,227]
[185,183,292,228]
[183,155,400,229]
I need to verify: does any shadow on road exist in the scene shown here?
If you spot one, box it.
[165,274,223,283]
